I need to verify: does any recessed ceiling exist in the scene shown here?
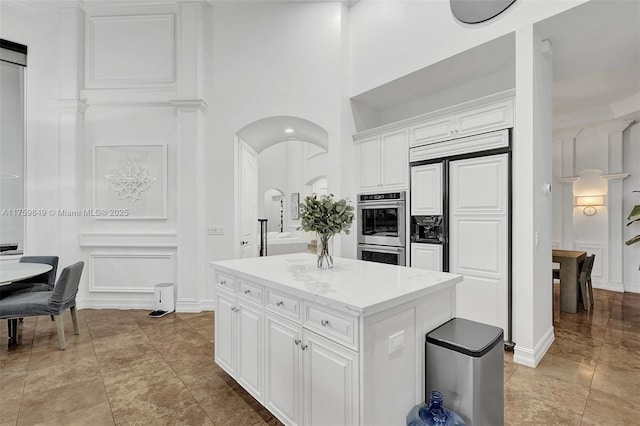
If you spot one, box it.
[536,0,640,127]
[351,33,515,112]
[236,116,328,153]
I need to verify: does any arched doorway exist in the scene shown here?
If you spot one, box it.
[235,116,328,258]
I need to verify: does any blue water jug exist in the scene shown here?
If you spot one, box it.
[406,390,466,426]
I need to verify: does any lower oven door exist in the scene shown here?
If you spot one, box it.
[357,244,406,266]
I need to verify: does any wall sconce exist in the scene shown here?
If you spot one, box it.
[575,195,605,216]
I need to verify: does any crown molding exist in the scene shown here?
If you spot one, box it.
[611,93,640,119]
[602,173,630,182]
[48,99,89,114]
[170,99,207,112]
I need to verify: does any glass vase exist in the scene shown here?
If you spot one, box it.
[406,391,466,426]
[316,232,334,269]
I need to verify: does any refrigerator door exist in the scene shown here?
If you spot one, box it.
[448,153,509,338]
[410,163,443,216]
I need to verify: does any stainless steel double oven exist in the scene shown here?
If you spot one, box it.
[356,191,406,266]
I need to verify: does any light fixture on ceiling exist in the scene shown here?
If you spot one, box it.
[284,128,294,134]
[575,195,605,216]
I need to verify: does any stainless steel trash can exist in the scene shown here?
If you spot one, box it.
[426,318,504,426]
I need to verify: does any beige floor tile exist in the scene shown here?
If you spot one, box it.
[101,359,178,400]
[108,375,197,425]
[159,402,215,426]
[26,341,97,371]
[30,401,115,426]
[581,388,640,425]
[198,388,264,426]
[504,366,589,416]
[177,363,235,401]
[23,354,100,394]
[591,363,640,402]
[17,377,108,425]
[597,343,640,371]
[529,352,596,387]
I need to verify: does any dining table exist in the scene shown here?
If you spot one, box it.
[0,262,53,285]
[552,249,587,314]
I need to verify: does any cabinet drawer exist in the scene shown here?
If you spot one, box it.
[265,289,301,322]
[216,272,235,293]
[303,302,359,350]
[238,280,263,305]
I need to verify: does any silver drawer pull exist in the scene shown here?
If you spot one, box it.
[244,289,251,294]
[220,280,226,285]
[321,319,330,327]
[300,344,308,350]
[276,300,284,307]
[294,338,301,346]
[231,307,238,312]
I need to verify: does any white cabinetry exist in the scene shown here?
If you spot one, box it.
[410,98,513,147]
[356,129,408,193]
[264,312,359,426]
[212,254,460,426]
[410,163,442,216]
[410,243,443,272]
[214,274,264,401]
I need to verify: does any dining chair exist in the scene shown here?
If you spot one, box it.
[578,254,596,311]
[0,256,59,298]
[0,261,83,349]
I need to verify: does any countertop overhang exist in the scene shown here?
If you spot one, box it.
[211,253,462,317]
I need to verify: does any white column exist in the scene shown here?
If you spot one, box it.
[603,120,632,292]
[49,4,86,270]
[173,1,208,311]
[513,26,554,367]
[554,130,579,248]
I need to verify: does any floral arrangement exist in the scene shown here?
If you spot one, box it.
[298,194,354,268]
[626,200,640,270]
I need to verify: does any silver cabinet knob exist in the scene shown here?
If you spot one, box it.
[321,319,330,327]
[294,339,301,346]
[300,344,308,350]
[220,280,226,285]
[244,289,251,294]
[276,300,284,307]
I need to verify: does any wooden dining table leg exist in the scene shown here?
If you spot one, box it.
[559,258,579,314]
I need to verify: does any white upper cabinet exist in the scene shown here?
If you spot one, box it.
[355,129,408,193]
[410,163,442,216]
[410,98,514,147]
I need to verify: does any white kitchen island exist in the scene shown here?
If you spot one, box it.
[210,253,462,426]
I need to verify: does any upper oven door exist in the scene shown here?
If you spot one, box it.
[357,199,406,247]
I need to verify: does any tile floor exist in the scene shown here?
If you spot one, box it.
[0,287,639,425]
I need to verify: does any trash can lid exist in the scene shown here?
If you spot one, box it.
[426,318,504,357]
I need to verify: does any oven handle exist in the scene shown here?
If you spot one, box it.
[358,244,405,254]
[357,201,404,209]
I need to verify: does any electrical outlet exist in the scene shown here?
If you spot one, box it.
[208,226,224,235]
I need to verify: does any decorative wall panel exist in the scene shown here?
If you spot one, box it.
[86,14,175,88]
[88,252,175,293]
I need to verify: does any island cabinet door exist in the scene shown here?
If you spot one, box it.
[302,330,359,426]
[236,299,263,401]
[214,291,236,376]
[264,313,303,426]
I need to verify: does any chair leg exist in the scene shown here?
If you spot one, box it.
[53,314,66,350]
[8,319,18,345]
[70,306,79,335]
[588,277,595,309]
[579,277,590,312]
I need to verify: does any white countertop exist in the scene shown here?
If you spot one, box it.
[211,253,462,316]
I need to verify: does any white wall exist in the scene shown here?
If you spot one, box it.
[348,0,587,96]
[553,121,638,293]
[622,123,639,292]
[206,2,348,277]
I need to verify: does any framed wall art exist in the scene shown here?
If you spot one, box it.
[93,144,167,219]
[291,192,300,220]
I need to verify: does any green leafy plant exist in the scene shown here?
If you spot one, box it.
[298,194,354,236]
[625,203,640,247]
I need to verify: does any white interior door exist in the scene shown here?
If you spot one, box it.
[449,154,508,337]
[239,141,258,258]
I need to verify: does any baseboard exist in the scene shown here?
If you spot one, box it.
[593,281,625,292]
[513,326,555,367]
[77,297,215,313]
